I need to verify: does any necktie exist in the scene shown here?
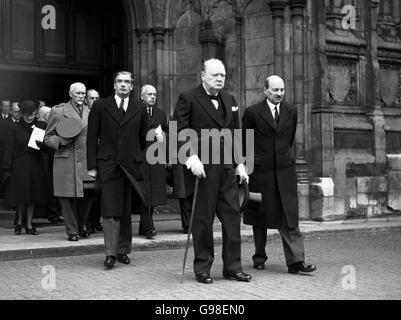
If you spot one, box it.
[208,95,218,101]
[274,106,280,125]
[120,98,125,116]
[147,107,153,118]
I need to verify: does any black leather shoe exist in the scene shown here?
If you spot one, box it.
[196,273,213,284]
[183,228,189,234]
[117,254,131,265]
[25,227,39,235]
[78,230,90,238]
[104,256,116,269]
[253,263,265,270]
[14,225,23,235]
[95,224,103,232]
[68,234,79,242]
[288,262,317,274]
[224,272,252,282]
[145,229,157,239]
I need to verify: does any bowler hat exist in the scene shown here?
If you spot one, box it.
[238,182,250,213]
[56,117,82,139]
[19,100,36,115]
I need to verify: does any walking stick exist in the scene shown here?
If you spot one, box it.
[181,177,200,283]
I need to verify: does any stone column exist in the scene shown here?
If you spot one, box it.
[136,29,149,88]
[269,1,287,76]
[235,15,245,115]
[290,0,308,183]
[366,0,387,165]
[199,19,218,61]
[393,0,401,38]
[152,27,166,98]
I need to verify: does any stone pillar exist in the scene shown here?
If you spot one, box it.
[269,1,287,76]
[136,28,149,88]
[366,0,387,165]
[152,27,166,98]
[393,0,401,38]
[290,0,308,184]
[199,19,218,61]
[235,15,245,115]
[167,28,175,117]
[387,154,401,211]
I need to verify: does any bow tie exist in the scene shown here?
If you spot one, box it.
[208,95,218,101]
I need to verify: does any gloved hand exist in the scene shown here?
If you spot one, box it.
[235,164,249,184]
[36,140,45,149]
[186,155,206,178]
[155,132,164,143]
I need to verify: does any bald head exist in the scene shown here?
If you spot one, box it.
[141,85,157,107]
[264,75,285,105]
[69,82,86,106]
[38,106,51,123]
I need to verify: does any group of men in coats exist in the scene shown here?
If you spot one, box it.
[39,59,316,283]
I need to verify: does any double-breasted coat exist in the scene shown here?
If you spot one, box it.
[86,96,148,218]
[44,101,90,198]
[2,119,46,205]
[143,105,168,207]
[242,100,299,229]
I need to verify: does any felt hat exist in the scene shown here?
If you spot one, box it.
[19,100,36,115]
[56,117,82,138]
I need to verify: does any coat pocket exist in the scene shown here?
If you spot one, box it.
[54,151,69,158]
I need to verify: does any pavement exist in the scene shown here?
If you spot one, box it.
[1,209,401,262]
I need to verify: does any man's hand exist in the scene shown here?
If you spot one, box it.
[186,155,206,178]
[236,164,249,184]
[35,140,45,149]
[155,132,164,143]
[88,169,98,179]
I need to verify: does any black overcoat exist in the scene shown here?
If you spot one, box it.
[2,120,46,205]
[86,96,148,218]
[242,100,299,229]
[143,106,168,207]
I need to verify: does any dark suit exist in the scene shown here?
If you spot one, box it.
[0,120,12,198]
[173,84,243,276]
[138,105,168,235]
[242,100,305,266]
[87,95,147,257]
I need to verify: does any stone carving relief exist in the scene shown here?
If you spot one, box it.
[328,60,358,105]
[379,65,401,107]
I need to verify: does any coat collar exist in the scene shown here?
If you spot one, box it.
[105,96,139,127]
[256,100,290,132]
[63,100,89,129]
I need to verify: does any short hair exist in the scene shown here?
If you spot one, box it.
[69,82,86,94]
[202,59,225,73]
[86,89,99,96]
[113,71,134,84]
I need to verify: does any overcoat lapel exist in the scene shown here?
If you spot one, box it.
[105,97,122,124]
[120,98,140,128]
[256,100,277,130]
[194,85,224,128]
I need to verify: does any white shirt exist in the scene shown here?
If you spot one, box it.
[202,84,219,110]
[266,99,280,119]
[115,95,129,112]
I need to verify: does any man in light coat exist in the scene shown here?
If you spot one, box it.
[45,83,92,241]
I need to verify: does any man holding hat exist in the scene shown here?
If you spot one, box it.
[44,82,92,242]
